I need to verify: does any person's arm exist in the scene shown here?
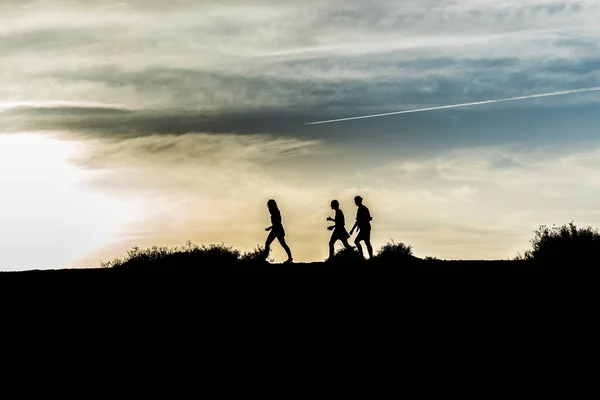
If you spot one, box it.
[327,213,335,230]
[265,225,272,231]
[349,220,359,235]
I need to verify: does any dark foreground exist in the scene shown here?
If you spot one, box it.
[0,259,586,315]
[0,259,549,280]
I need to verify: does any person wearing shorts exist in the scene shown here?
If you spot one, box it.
[349,196,373,260]
[326,200,352,260]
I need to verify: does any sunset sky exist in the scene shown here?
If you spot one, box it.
[2,0,600,270]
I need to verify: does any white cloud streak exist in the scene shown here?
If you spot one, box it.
[305,86,600,124]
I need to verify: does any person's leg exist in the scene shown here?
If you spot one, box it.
[264,231,276,261]
[365,240,373,259]
[364,230,373,259]
[328,237,337,260]
[354,238,364,259]
[341,237,352,250]
[278,236,293,261]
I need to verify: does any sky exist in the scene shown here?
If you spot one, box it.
[1,0,600,270]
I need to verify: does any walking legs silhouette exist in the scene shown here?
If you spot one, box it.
[329,237,352,260]
[365,240,373,259]
[264,232,293,262]
[278,237,293,261]
[354,238,373,260]
[355,239,363,259]
[264,231,276,261]
[341,238,352,250]
[328,239,335,260]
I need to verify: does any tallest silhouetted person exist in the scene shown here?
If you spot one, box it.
[264,199,293,263]
[349,195,373,260]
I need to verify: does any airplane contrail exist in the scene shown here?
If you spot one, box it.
[305,86,600,125]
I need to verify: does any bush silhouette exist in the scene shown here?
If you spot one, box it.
[101,241,241,269]
[373,239,415,264]
[516,222,600,263]
[328,246,365,263]
[240,245,271,264]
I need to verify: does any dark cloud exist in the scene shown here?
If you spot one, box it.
[488,156,523,170]
[35,53,600,118]
[0,27,112,54]
[2,105,325,137]
[5,99,600,160]
[2,0,599,155]
[541,57,600,75]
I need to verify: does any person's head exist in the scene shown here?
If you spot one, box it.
[267,199,278,213]
[354,195,363,206]
[330,200,339,210]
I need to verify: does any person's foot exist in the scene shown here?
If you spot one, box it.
[284,258,293,264]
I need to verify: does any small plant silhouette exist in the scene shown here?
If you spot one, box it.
[240,245,273,264]
[328,246,364,263]
[101,242,241,269]
[515,222,600,263]
[373,239,413,264]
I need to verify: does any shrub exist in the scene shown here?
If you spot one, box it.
[373,239,414,264]
[327,246,365,264]
[517,222,600,263]
[101,242,241,269]
[240,245,271,264]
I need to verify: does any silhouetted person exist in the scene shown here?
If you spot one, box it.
[326,200,352,261]
[349,195,373,259]
[264,199,293,263]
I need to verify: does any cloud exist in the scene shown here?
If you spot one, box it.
[1,0,599,119]
[74,132,325,172]
[0,105,327,138]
